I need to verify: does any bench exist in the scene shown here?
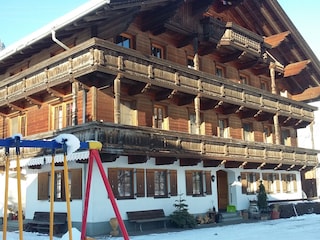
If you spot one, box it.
[127,209,168,232]
[25,212,67,234]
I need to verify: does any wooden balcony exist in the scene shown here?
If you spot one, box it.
[200,17,271,72]
[16,122,318,171]
[0,38,315,128]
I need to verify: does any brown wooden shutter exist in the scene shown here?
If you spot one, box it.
[292,174,297,192]
[241,172,247,194]
[275,173,281,193]
[136,169,145,197]
[71,169,82,199]
[38,172,49,200]
[108,168,118,198]
[281,174,287,193]
[169,170,177,196]
[262,173,269,193]
[205,171,212,195]
[185,171,193,196]
[255,173,260,193]
[146,169,155,197]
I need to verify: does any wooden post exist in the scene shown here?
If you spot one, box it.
[194,95,201,134]
[114,75,121,124]
[270,62,281,145]
[72,81,78,126]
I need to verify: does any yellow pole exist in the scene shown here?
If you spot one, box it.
[63,153,73,240]
[16,154,24,240]
[3,150,9,240]
[49,154,55,240]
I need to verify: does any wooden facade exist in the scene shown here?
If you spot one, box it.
[1,0,320,235]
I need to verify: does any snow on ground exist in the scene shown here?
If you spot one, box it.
[1,214,320,240]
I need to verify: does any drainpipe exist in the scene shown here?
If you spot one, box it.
[51,29,70,50]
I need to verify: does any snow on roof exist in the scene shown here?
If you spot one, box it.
[0,0,110,62]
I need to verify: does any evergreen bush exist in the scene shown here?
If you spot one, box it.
[169,194,196,228]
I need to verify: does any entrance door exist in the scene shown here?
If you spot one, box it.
[217,170,229,211]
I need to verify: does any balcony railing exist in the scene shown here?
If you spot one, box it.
[0,38,316,124]
[15,122,317,170]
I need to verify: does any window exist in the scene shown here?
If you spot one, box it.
[218,118,229,138]
[108,168,176,199]
[260,80,269,91]
[239,75,249,84]
[281,173,297,193]
[151,43,164,58]
[146,169,177,198]
[262,173,280,194]
[243,122,254,141]
[10,115,26,136]
[38,169,82,201]
[186,170,212,196]
[120,100,135,125]
[263,125,273,144]
[240,172,260,194]
[52,102,73,130]
[215,66,224,77]
[187,56,195,69]
[281,129,291,146]
[153,105,166,129]
[108,168,145,199]
[115,34,134,49]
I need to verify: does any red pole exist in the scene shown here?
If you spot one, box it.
[80,152,94,240]
[91,150,130,240]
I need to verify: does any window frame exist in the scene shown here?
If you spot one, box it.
[242,122,254,141]
[151,43,165,59]
[281,173,297,193]
[9,114,27,136]
[218,118,229,138]
[281,128,291,146]
[239,74,249,84]
[153,105,167,129]
[38,168,82,201]
[241,172,260,195]
[215,65,224,77]
[262,173,280,194]
[185,170,212,197]
[263,125,273,144]
[51,101,73,130]
[115,33,134,49]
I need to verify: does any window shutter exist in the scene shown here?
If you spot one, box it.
[261,173,269,193]
[136,169,145,197]
[146,169,155,197]
[38,172,49,200]
[281,174,287,193]
[71,169,82,199]
[255,173,260,193]
[108,168,118,198]
[292,174,297,192]
[241,172,247,194]
[275,174,281,193]
[185,171,193,196]
[205,171,212,195]
[170,170,177,196]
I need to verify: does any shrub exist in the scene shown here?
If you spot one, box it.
[169,194,196,228]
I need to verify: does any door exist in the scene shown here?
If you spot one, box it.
[217,170,229,211]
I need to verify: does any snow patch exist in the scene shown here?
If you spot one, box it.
[54,133,80,155]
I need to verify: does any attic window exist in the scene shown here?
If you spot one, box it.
[115,34,134,49]
[151,43,164,59]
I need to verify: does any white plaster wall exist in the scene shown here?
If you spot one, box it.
[0,172,26,217]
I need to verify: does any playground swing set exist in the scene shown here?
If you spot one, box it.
[0,134,130,240]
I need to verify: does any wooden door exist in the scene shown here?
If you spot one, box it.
[217,170,229,211]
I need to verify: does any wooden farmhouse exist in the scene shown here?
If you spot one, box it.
[1,0,320,236]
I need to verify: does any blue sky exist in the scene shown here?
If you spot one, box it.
[0,1,319,60]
